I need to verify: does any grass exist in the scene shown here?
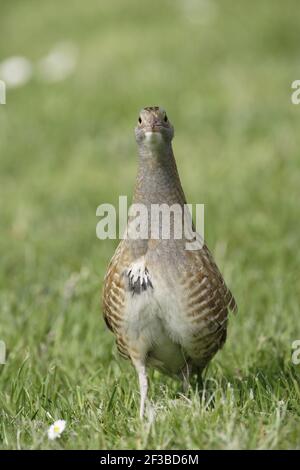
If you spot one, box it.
[0,0,300,449]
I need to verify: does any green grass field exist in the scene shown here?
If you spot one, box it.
[0,0,300,450]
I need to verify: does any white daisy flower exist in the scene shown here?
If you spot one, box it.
[0,56,32,88]
[37,42,78,83]
[47,420,66,440]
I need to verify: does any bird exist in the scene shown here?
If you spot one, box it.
[102,106,237,418]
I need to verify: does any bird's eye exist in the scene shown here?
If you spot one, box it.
[164,114,168,122]
[138,117,142,124]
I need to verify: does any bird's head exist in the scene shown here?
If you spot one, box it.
[135,106,174,146]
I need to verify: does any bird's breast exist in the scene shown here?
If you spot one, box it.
[122,260,189,373]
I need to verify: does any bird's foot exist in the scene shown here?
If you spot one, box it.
[124,260,153,295]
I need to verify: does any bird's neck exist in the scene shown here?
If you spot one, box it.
[133,140,186,207]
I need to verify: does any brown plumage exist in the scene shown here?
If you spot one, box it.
[102,107,237,418]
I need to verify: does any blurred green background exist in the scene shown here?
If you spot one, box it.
[0,0,299,449]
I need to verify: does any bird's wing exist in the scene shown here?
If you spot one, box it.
[103,235,152,360]
[178,243,237,366]
[102,241,130,359]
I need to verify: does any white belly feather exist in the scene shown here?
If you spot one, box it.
[123,259,187,374]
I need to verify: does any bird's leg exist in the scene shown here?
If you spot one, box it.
[196,372,203,389]
[181,361,191,394]
[134,361,148,419]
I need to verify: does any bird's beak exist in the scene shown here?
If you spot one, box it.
[150,121,161,132]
